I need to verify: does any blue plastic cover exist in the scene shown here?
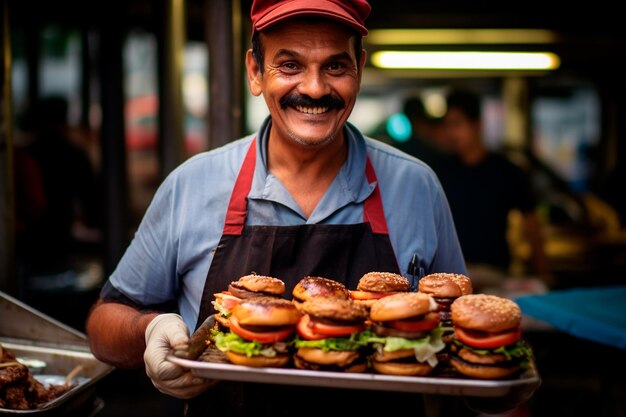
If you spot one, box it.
[515,285,626,350]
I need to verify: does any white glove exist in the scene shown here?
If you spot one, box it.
[144,313,216,399]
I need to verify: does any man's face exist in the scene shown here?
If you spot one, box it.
[442,107,481,155]
[246,20,364,148]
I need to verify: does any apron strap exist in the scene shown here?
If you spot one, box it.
[221,138,389,235]
[222,138,258,235]
[364,157,389,235]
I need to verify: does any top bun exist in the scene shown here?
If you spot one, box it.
[231,274,285,295]
[357,272,410,292]
[370,292,434,322]
[418,273,472,298]
[232,297,300,326]
[292,276,350,302]
[299,297,368,323]
[451,294,521,333]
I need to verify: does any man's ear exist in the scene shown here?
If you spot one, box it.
[245,49,263,97]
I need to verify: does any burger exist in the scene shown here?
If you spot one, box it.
[450,294,533,379]
[294,297,369,372]
[292,276,350,307]
[213,296,301,367]
[363,292,445,376]
[419,273,472,328]
[349,272,410,308]
[212,274,286,330]
[418,273,472,373]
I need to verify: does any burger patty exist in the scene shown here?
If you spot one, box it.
[370,322,429,339]
[457,347,508,365]
[450,352,518,369]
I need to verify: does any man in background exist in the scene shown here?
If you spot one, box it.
[437,88,550,288]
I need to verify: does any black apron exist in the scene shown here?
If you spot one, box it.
[186,139,430,416]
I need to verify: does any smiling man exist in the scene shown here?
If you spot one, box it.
[86,0,468,415]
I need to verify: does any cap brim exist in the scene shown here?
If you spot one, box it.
[254,2,367,35]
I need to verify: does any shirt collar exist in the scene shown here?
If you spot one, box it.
[248,117,375,221]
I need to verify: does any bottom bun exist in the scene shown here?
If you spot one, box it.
[450,356,519,379]
[226,351,290,368]
[372,360,433,376]
[293,354,367,373]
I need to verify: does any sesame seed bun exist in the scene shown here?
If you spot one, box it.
[357,272,410,292]
[225,351,291,368]
[450,356,520,379]
[231,297,301,326]
[451,294,521,333]
[369,292,434,322]
[292,276,350,303]
[418,273,473,298]
[371,360,434,376]
[229,274,285,297]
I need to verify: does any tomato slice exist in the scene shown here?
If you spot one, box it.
[349,290,398,300]
[214,292,241,310]
[386,312,440,332]
[229,316,294,344]
[310,318,365,337]
[455,326,522,349]
[296,314,328,340]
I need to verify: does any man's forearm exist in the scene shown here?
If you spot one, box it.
[86,299,159,369]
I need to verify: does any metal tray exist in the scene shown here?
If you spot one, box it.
[1,291,113,415]
[167,354,541,398]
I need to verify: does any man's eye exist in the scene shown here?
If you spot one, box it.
[281,62,299,71]
[327,62,347,73]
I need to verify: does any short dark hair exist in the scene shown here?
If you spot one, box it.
[446,89,481,121]
[403,96,427,120]
[251,24,363,75]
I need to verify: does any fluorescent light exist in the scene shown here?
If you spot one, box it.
[367,29,558,45]
[371,51,561,70]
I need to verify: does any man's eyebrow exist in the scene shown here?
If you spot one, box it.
[271,49,353,62]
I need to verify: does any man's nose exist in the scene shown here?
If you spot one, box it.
[298,70,330,99]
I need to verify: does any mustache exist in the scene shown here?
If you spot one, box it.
[280,94,345,110]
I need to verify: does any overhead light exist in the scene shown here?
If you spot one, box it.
[367,29,559,45]
[371,51,561,70]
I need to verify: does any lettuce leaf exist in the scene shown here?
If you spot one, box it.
[357,326,445,367]
[211,330,279,357]
[453,339,534,362]
[294,332,368,352]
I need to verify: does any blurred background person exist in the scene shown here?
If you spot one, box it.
[393,95,446,169]
[436,88,550,291]
[18,96,103,292]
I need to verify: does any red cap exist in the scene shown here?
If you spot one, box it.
[250,0,371,36]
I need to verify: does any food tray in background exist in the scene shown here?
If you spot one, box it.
[167,353,540,398]
[1,291,113,415]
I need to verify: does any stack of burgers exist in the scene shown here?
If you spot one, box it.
[208,272,533,380]
[418,273,473,373]
[211,275,301,367]
[449,294,533,379]
[211,274,286,331]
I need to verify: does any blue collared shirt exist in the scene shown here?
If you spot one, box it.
[108,117,466,329]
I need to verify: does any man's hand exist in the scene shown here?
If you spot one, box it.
[144,314,217,399]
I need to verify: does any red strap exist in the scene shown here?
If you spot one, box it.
[222,138,257,235]
[364,157,389,235]
[222,139,389,236]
